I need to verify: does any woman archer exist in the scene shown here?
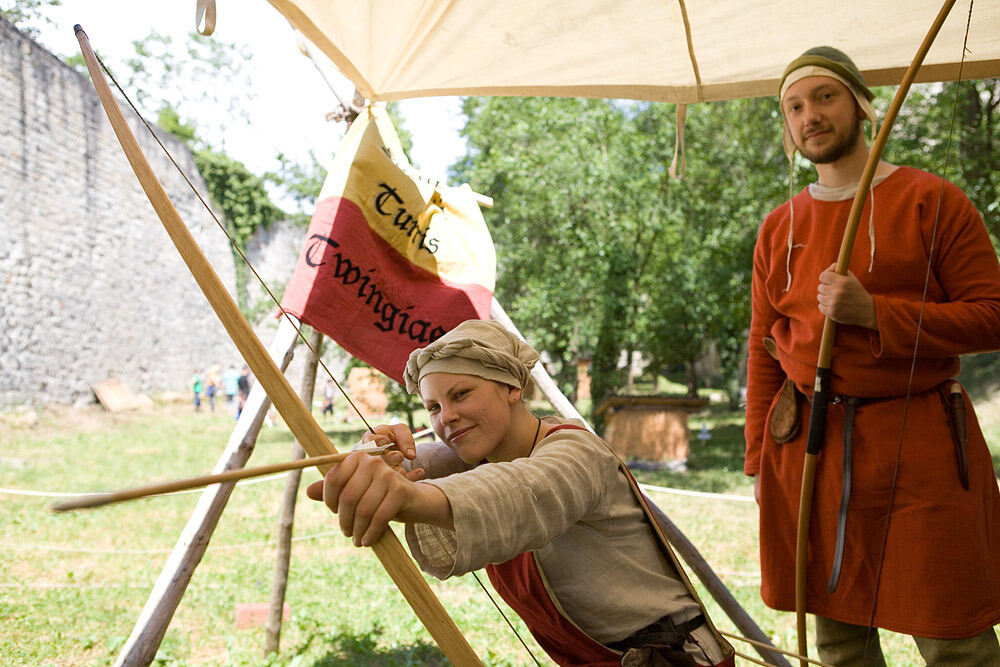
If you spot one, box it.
[307,319,735,667]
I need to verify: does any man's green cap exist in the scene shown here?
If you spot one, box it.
[780,46,874,101]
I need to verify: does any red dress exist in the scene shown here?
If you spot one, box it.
[745,167,1000,637]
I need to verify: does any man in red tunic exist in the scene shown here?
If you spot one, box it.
[745,46,1000,665]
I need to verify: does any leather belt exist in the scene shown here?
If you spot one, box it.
[797,381,965,593]
[820,388,949,592]
[607,613,705,652]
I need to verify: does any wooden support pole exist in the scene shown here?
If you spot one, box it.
[75,25,481,667]
[265,328,323,654]
[114,317,298,666]
[644,503,791,667]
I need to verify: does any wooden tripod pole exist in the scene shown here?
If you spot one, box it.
[75,25,481,666]
[113,319,298,666]
[265,328,323,654]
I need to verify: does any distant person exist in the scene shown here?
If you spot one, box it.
[191,369,204,412]
[205,365,221,412]
[222,364,240,408]
[322,379,335,417]
[236,365,251,419]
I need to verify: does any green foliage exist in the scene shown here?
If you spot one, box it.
[62,51,87,75]
[455,83,1000,412]
[155,102,290,314]
[122,31,291,317]
[190,149,282,250]
[455,98,641,411]
[156,106,198,146]
[193,149,286,310]
[633,99,786,399]
[454,96,785,414]
[386,102,416,162]
[123,29,255,144]
[0,0,60,39]
[889,79,1000,246]
[267,151,327,225]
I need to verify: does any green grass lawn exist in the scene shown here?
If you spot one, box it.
[1,396,997,666]
[0,401,538,667]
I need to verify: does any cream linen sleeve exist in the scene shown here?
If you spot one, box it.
[404,429,617,579]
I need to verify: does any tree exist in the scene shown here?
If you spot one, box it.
[455,97,662,420]
[632,99,786,398]
[124,30,255,147]
[890,80,999,246]
[0,0,60,39]
[454,96,787,417]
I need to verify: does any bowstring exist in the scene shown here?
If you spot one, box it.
[471,571,542,666]
[93,51,374,433]
[97,50,545,661]
[863,0,974,643]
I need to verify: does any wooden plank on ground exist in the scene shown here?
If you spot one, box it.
[92,378,148,412]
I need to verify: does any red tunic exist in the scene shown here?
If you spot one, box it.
[745,167,1000,637]
[487,551,623,666]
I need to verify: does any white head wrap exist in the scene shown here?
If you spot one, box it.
[403,319,539,397]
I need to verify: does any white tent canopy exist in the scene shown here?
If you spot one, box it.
[267,0,999,104]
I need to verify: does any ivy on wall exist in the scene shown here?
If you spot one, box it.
[156,107,285,312]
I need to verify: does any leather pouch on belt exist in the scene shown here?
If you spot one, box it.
[769,379,801,444]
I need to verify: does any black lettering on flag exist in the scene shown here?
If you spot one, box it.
[374,183,442,258]
[306,232,453,342]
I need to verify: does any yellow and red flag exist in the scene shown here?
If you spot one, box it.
[281,105,495,383]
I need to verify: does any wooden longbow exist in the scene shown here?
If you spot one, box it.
[74,24,483,667]
[793,1,960,664]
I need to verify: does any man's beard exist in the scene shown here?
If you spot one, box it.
[797,118,863,164]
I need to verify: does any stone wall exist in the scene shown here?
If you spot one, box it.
[245,214,307,312]
[0,17,247,407]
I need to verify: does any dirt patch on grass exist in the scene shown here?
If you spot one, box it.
[0,400,195,440]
